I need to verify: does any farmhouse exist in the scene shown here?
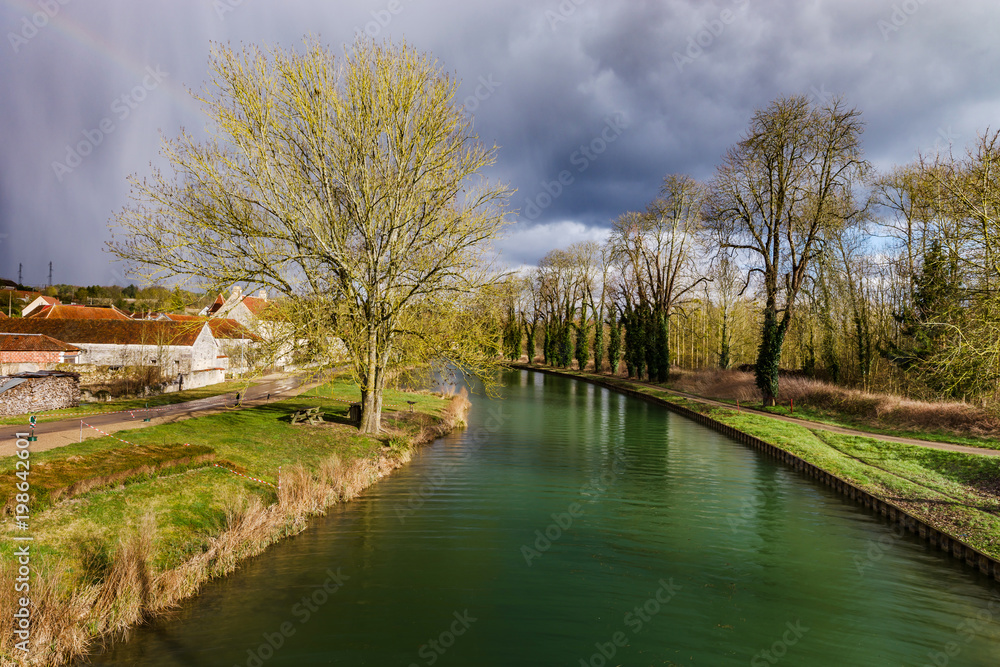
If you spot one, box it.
[205,286,303,369]
[0,319,227,389]
[206,286,272,327]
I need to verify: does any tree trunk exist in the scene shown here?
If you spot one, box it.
[359,386,381,433]
[359,332,382,433]
[656,309,670,383]
[524,322,536,364]
[719,309,731,369]
[592,317,605,373]
[755,307,787,407]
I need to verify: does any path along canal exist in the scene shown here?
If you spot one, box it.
[91,370,1000,666]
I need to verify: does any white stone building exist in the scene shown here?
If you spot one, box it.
[0,319,227,389]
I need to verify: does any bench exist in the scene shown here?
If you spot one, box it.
[290,406,325,425]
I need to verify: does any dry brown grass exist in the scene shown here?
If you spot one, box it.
[667,368,1000,436]
[0,515,158,666]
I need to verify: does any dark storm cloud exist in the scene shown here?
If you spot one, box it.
[2,0,999,285]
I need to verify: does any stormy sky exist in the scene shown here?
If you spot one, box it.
[1,0,999,287]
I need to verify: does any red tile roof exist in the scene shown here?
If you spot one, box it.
[0,319,206,347]
[0,333,81,353]
[208,318,260,341]
[240,296,271,316]
[207,294,226,315]
[28,304,131,320]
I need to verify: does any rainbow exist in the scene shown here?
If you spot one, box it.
[2,0,204,116]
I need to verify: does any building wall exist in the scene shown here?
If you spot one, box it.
[191,325,223,372]
[0,351,75,375]
[0,375,80,416]
[77,328,225,389]
[0,351,65,364]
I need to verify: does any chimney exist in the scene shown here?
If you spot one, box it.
[230,285,242,300]
[257,289,267,301]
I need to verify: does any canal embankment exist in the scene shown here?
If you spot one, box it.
[510,363,1000,580]
[0,375,469,667]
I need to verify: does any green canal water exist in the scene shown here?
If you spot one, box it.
[91,370,1000,666]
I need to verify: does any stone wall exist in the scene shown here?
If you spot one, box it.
[0,374,81,416]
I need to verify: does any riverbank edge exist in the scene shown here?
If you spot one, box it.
[4,393,471,667]
[509,362,1000,582]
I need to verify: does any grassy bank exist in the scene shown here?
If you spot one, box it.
[0,375,468,666]
[665,367,1000,449]
[510,364,1000,561]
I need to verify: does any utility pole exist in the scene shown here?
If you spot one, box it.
[18,263,22,285]
[48,262,53,288]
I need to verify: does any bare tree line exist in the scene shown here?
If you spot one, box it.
[503,95,1000,406]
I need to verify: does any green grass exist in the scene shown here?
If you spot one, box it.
[754,401,1000,450]
[0,442,215,514]
[0,378,259,426]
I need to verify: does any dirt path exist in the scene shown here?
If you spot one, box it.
[511,364,1000,458]
[0,372,326,456]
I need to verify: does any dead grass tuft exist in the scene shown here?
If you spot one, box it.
[668,368,1000,436]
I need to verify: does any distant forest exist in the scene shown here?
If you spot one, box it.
[1,281,212,317]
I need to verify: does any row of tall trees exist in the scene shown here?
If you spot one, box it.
[505,95,1000,406]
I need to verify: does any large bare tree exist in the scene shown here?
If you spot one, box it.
[110,38,511,432]
[706,95,868,405]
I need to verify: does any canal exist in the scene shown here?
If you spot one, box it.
[92,370,1000,665]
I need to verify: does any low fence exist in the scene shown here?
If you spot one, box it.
[514,364,1000,582]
